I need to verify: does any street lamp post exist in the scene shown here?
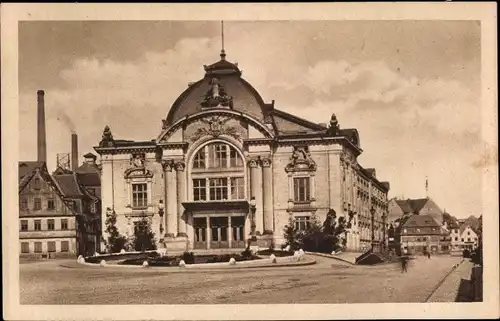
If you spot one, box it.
[370,206,376,252]
[248,197,257,249]
[158,199,164,242]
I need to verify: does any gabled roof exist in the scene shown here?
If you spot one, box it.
[395,198,430,214]
[53,174,84,197]
[19,161,47,192]
[76,172,101,187]
[271,109,326,134]
[402,214,441,228]
[75,162,100,175]
[19,161,45,180]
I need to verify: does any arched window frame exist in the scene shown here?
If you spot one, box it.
[187,139,247,202]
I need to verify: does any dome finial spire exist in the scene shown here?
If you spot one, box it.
[220,20,226,60]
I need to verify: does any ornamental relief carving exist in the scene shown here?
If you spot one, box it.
[124,152,153,178]
[285,146,317,173]
[186,115,246,143]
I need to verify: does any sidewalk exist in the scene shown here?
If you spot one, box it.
[427,259,473,302]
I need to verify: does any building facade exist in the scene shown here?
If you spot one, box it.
[399,214,451,255]
[94,51,390,253]
[18,161,101,258]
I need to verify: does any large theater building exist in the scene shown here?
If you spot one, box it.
[94,50,390,253]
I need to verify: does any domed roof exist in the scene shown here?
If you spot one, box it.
[165,51,269,126]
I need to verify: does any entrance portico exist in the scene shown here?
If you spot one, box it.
[183,200,250,250]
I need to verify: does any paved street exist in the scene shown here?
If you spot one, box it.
[20,255,464,304]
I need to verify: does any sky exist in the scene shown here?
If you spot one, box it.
[18,20,483,219]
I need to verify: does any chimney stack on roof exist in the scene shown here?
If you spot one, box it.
[71,133,79,171]
[37,90,47,163]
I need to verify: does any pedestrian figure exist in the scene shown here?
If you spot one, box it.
[427,252,431,259]
[401,256,408,273]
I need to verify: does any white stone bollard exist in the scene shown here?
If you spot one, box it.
[120,249,126,254]
[100,260,107,267]
[77,255,85,264]
[331,251,336,255]
[229,257,236,265]
[285,245,291,252]
[294,251,300,257]
[298,249,304,256]
[179,260,186,267]
[142,261,149,268]
[270,254,277,263]
[94,252,100,257]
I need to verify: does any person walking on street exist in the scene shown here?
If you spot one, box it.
[401,256,408,273]
[427,252,431,259]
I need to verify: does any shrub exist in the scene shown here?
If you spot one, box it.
[132,216,157,252]
[182,252,195,264]
[104,209,128,253]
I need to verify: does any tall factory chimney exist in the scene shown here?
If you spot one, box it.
[71,133,79,171]
[37,90,47,163]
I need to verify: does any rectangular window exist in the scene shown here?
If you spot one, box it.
[61,241,69,252]
[209,144,227,168]
[61,219,68,230]
[229,146,243,167]
[294,216,311,231]
[209,178,228,200]
[20,198,28,210]
[193,179,207,201]
[34,219,42,231]
[90,202,96,213]
[230,177,245,200]
[455,237,458,241]
[193,150,206,169]
[33,178,41,190]
[47,241,56,252]
[194,218,207,242]
[132,183,148,208]
[34,242,42,253]
[293,177,310,202]
[21,242,30,253]
[20,220,28,231]
[47,199,55,210]
[47,219,55,231]
[34,198,42,210]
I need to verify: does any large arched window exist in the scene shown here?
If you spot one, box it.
[190,142,245,202]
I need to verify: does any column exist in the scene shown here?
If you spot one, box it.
[206,216,211,249]
[163,160,178,237]
[261,157,274,233]
[249,158,263,234]
[175,161,187,237]
[228,216,232,248]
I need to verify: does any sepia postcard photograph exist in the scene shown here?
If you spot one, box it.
[2,3,498,320]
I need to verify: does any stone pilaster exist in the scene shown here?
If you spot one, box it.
[175,160,187,237]
[249,158,264,234]
[261,157,274,233]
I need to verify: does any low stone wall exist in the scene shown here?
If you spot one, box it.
[78,252,315,270]
[471,265,483,302]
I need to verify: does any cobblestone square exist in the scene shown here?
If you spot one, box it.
[20,255,465,304]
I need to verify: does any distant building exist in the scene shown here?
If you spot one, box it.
[399,214,451,255]
[388,197,444,225]
[459,225,479,250]
[18,160,101,258]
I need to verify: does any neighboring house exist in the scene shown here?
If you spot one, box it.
[460,225,479,250]
[399,214,451,255]
[442,212,461,251]
[19,161,101,258]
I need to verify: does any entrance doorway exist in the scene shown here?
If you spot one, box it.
[192,215,246,250]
